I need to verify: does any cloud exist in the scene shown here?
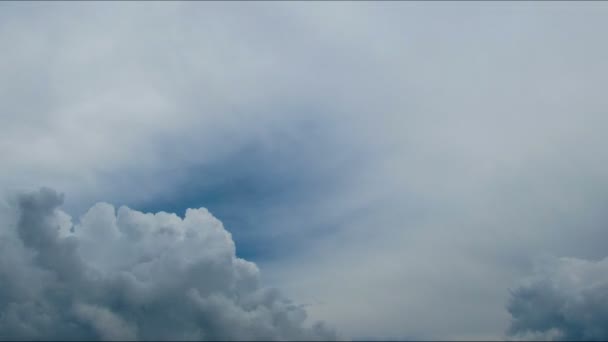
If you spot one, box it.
[0,188,337,341]
[3,3,608,340]
[507,256,608,341]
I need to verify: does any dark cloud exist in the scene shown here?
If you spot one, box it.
[0,188,337,341]
[507,256,608,341]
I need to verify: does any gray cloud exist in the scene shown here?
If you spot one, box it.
[0,188,337,341]
[507,256,608,341]
[3,2,608,340]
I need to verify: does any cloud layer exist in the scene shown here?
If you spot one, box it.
[0,188,336,341]
[3,2,608,339]
[507,256,608,341]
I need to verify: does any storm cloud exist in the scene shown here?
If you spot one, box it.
[507,256,608,341]
[0,188,336,341]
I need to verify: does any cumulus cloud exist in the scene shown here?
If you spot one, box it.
[0,188,336,341]
[507,256,608,341]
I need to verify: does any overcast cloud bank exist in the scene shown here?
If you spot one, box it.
[0,188,336,341]
[3,2,608,340]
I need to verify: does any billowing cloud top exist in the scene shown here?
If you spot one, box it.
[507,256,608,341]
[0,188,337,341]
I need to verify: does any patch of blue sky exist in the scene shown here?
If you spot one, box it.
[130,115,357,261]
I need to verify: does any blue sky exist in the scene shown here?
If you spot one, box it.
[2,2,608,340]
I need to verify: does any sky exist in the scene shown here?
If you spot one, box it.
[1,2,608,341]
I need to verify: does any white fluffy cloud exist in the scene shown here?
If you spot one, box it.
[507,256,608,341]
[0,188,336,341]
